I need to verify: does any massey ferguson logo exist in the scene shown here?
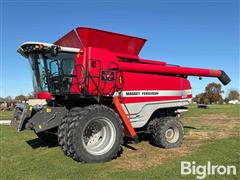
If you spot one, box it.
[114,89,192,97]
[125,91,159,96]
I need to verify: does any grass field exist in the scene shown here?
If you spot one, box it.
[0,105,239,179]
[0,111,13,120]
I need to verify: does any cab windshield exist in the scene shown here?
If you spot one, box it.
[28,52,76,94]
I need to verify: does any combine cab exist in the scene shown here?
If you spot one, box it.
[13,27,230,163]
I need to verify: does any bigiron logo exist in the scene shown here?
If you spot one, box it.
[181,161,237,179]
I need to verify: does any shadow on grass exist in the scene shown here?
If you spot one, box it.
[123,144,137,151]
[184,126,197,135]
[26,138,59,149]
[123,133,151,150]
[135,127,198,148]
[184,126,196,129]
[26,126,198,150]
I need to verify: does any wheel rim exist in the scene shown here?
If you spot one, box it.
[165,127,180,143]
[82,117,116,156]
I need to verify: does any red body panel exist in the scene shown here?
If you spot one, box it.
[68,46,193,104]
[120,72,192,104]
[35,92,52,100]
[55,27,146,56]
[53,27,228,106]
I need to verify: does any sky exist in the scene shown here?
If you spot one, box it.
[0,0,239,98]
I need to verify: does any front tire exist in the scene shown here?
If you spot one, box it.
[66,105,123,163]
[58,107,82,156]
[11,106,23,129]
[150,117,184,148]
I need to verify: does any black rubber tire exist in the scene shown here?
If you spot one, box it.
[11,107,22,128]
[150,117,184,148]
[58,107,82,156]
[66,105,123,163]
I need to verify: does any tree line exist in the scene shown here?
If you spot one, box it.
[0,93,34,102]
[192,82,239,104]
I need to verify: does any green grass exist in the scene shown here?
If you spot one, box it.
[181,104,240,134]
[0,104,239,179]
[1,125,239,180]
[0,110,13,120]
[183,104,240,118]
[107,137,240,180]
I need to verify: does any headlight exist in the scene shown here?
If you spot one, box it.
[22,44,44,53]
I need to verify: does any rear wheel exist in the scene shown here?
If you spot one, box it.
[66,105,123,163]
[150,117,184,148]
[82,116,116,156]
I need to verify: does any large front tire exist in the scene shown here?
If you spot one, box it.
[58,107,82,156]
[66,105,123,163]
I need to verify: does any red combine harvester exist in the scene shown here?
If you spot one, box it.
[13,27,230,163]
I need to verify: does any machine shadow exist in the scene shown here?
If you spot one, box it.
[128,127,197,148]
[123,133,151,151]
[26,138,59,149]
[184,126,196,130]
[26,126,197,150]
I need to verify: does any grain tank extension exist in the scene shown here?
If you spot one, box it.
[12,27,230,163]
